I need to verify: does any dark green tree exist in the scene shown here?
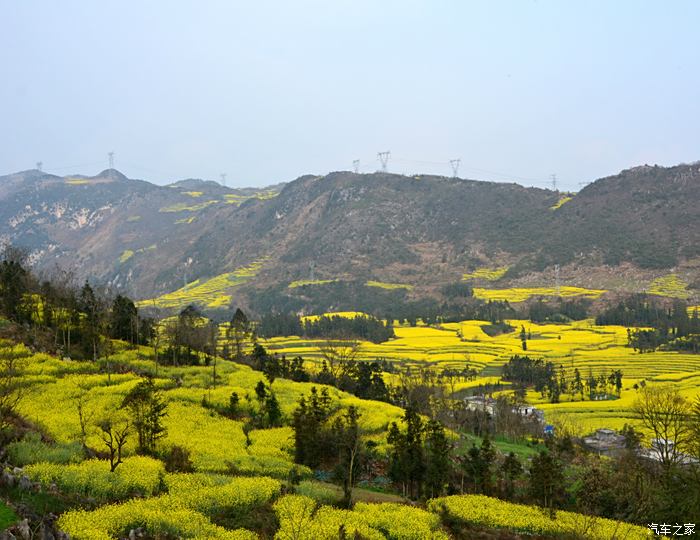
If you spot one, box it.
[424,419,451,498]
[0,247,29,323]
[387,406,425,498]
[332,406,363,506]
[79,281,103,360]
[121,378,167,454]
[109,295,138,344]
[528,450,565,517]
[500,451,522,499]
[292,387,333,468]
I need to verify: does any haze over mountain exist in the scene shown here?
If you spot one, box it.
[1,161,699,312]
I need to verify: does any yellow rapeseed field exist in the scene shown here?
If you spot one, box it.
[138,258,268,309]
[648,273,690,299]
[462,267,508,281]
[472,286,605,303]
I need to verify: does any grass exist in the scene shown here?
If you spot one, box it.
[0,501,17,530]
[365,281,414,291]
[462,267,508,282]
[648,273,690,299]
[455,433,543,460]
[126,215,141,222]
[472,286,605,303]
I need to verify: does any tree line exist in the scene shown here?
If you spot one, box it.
[258,312,394,343]
[502,355,623,403]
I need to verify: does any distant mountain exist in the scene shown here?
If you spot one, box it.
[1,162,698,311]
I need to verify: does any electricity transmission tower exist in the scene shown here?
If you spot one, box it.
[220,173,227,187]
[36,161,43,172]
[550,173,557,191]
[353,160,360,174]
[449,159,461,178]
[108,152,115,169]
[377,151,390,172]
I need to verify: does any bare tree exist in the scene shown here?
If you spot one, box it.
[98,418,130,472]
[0,346,28,431]
[74,385,95,451]
[633,385,692,474]
[319,339,360,380]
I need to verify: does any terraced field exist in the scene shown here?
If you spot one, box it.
[365,281,414,291]
[549,195,573,210]
[137,259,268,309]
[462,267,508,281]
[472,286,606,303]
[263,316,700,434]
[648,273,690,299]
[0,320,675,538]
[288,279,338,288]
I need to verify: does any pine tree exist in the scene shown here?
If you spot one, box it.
[0,248,29,323]
[424,420,450,498]
[79,281,102,361]
[120,378,167,454]
[387,407,425,498]
[109,295,138,344]
[528,450,565,517]
[332,406,363,506]
[500,451,522,499]
[265,391,282,427]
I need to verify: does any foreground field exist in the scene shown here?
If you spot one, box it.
[0,339,651,539]
[264,317,700,433]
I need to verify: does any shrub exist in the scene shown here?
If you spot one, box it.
[164,445,194,473]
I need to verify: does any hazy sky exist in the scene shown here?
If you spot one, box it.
[1,1,699,191]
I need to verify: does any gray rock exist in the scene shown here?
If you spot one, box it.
[0,530,17,540]
[1,470,15,487]
[18,476,32,491]
[17,519,30,540]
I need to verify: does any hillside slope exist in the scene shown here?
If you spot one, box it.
[1,162,699,309]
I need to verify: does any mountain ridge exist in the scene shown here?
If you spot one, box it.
[1,162,699,311]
